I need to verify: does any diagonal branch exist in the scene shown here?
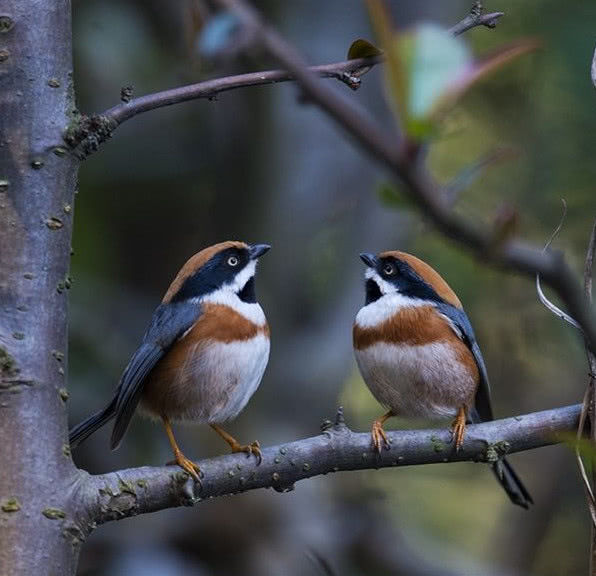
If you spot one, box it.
[80,404,580,528]
[215,0,596,350]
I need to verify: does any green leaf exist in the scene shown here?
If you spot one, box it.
[365,3,538,141]
[406,25,471,119]
[395,24,471,138]
[347,38,383,60]
[431,40,539,120]
[376,181,414,209]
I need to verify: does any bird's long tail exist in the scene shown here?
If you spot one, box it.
[69,397,117,449]
[491,457,533,509]
[469,407,533,509]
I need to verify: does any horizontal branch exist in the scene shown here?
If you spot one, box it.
[64,56,382,159]
[82,404,580,527]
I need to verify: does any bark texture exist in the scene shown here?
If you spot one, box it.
[0,2,82,574]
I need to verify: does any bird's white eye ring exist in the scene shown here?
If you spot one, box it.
[227,256,239,267]
[383,263,395,276]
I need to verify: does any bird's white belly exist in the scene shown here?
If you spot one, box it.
[174,334,270,423]
[354,341,475,419]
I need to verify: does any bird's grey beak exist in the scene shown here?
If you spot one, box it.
[359,253,378,268]
[249,244,271,259]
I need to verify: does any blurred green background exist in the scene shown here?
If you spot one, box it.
[69,1,596,574]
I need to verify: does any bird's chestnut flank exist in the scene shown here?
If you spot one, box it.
[69,241,271,481]
[353,250,532,509]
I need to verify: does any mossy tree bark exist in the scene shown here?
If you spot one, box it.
[0,2,83,574]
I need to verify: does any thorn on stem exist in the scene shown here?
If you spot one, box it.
[120,86,134,103]
[339,72,361,90]
[334,406,346,428]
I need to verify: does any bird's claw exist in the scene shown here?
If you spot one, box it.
[371,420,390,453]
[450,406,467,452]
[232,440,262,465]
[167,453,202,483]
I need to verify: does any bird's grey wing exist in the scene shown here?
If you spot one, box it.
[435,302,493,422]
[110,300,201,449]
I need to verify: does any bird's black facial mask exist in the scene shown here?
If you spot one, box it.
[172,247,254,302]
[365,279,382,305]
[369,257,445,304]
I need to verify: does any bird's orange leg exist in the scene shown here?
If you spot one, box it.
[210,424,262,464]
[451,405,467,452]
[371,410,394,453]
[163,417,201,482]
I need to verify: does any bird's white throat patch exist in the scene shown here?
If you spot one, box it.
[364,268,396,296]
[227,260,257,294]
[199,260,266,325]
[356,267,432,328]
[355,293,430,328]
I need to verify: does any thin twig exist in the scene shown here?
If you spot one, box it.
[535,209,596,528]
[105,57,383,125]
[585,221,596,306]
[577,382,596,523]
[448,1,504,36]
[65,56,383,158]
[536,200,583,330]
[582,220,596,575]
[82,404,581,528]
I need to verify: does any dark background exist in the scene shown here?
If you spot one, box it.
[69,1,596,574]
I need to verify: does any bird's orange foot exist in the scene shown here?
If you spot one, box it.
[371,419,390,453]
[230,440,262,464]
[450,405,467,452]
[168,452,202,482]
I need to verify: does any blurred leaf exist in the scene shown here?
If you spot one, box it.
[432,40,540,121]
[559,431,596,464]
[377,180,414,209]
[444,147,517,205]
[196,12,241,58]
[366,0,406,126]
[403,24,470,127]
[366,4,538,141]
[490,203,519,249]
[347,38,383,60]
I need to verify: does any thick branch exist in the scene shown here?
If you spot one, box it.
[215,0,596,350]
[83,404,579,526]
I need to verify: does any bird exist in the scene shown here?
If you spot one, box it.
[352,250,533,508]
[69,241,271,481]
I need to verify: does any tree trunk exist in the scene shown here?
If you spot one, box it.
[0,1,82,574]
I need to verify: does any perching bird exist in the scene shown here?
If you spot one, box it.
[353,250,532,508]
[69,241,271,481]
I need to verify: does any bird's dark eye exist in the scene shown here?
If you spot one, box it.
[382,263,396,276]
[227,256,239,267]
